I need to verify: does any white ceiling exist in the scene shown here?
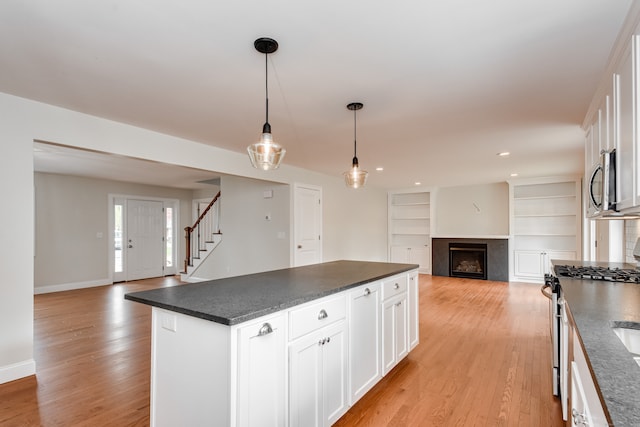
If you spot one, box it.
[2,1,633,189]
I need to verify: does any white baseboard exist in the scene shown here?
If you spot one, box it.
[0,359,36,384]
[183,275,207,283]
[34,278,111,294]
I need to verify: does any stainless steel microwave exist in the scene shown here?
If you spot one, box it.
[588,149,616,215]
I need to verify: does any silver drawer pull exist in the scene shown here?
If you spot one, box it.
[364,288,371,296]
[394,283,400,290]
[318,309,328,320]
[257,323,273,336]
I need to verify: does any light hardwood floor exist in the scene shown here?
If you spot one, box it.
[0,275,563,426]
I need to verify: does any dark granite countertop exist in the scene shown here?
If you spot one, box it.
[125,260,418,326]
[552,260,640,427]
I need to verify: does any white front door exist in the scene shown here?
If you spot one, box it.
[294,184,322,267]
[127,199,165,281]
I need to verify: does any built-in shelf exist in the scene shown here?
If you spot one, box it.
[388,191,432,274]
[509,178,582,283]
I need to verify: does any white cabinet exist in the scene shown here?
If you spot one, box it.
[147,268,419,427]
[513,250,576,280]
[586,29,640,214]
[585,84,614,218]
[390,245,430,271]
[348,282,381,405]
[585,125,599,218]
[614,38,638,210]
[570,330,608,427]
[509,178,581,283]
[289,296,348,427]
[381,275,408,375]
[388,191,432,274]
[149,308,286,427]
[408,271,419,351]
[237,315,286,427]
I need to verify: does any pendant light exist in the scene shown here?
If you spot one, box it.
[247,37,286,170]
[343,102,368,188]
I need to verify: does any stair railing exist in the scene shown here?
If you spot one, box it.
[184,191,221,272]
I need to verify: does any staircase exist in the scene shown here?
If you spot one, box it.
[181,191,222,282]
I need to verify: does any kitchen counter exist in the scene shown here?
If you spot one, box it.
[125,260,419,426]
[124,260,417,325]
[553,260,640,427]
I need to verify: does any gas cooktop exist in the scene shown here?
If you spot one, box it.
[554,265,640,283]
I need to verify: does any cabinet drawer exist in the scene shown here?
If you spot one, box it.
[381,274,407,300]
[289,295,346,341]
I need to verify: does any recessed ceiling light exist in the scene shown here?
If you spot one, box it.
[376,167,384,171]
[497,152,510,157]
[510,173,518,177]
[414,182,421,186]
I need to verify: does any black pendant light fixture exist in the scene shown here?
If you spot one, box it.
[247,37,286,170]
[343,102,368,188]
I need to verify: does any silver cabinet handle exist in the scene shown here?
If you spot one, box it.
[572,409,588,426]
[257,323,273,336]
[394,283,400,290]
[318,309,328,320]
[396,301,402,307]
[364,288,371,296]
[318,337,332,346]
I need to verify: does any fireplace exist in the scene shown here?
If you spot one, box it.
[449,243,488,280]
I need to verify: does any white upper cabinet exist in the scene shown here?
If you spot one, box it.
[614,39,637,210]
[585,14,640,214]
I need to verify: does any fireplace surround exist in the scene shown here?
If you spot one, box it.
[432,238,508,281]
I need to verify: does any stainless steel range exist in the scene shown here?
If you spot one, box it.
[554,264,640,283]
[542,271,571,421]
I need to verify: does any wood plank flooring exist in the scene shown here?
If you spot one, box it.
[0,275,563,426]
[334,276,563,426]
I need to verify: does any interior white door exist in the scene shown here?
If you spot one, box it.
[127,199,164,281]
[294,184,322,267]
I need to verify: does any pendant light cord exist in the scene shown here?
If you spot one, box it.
[353,107,357,157]
[265,52,269,125]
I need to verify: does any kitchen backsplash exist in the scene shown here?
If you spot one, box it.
[625,219,640,264]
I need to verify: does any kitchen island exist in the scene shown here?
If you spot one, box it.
[553,260,640,427]
[125,260,419,427]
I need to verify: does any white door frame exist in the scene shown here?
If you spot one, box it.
[292,183,323,267]
[108,194,180,283]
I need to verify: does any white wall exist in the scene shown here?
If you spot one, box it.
[625,219,640,264]
[322,181,388,262]
[34,172,198,291]
[0,96,35,383]
[0,91,388,384]
[193,176,290,279]
[435,182,509,237]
